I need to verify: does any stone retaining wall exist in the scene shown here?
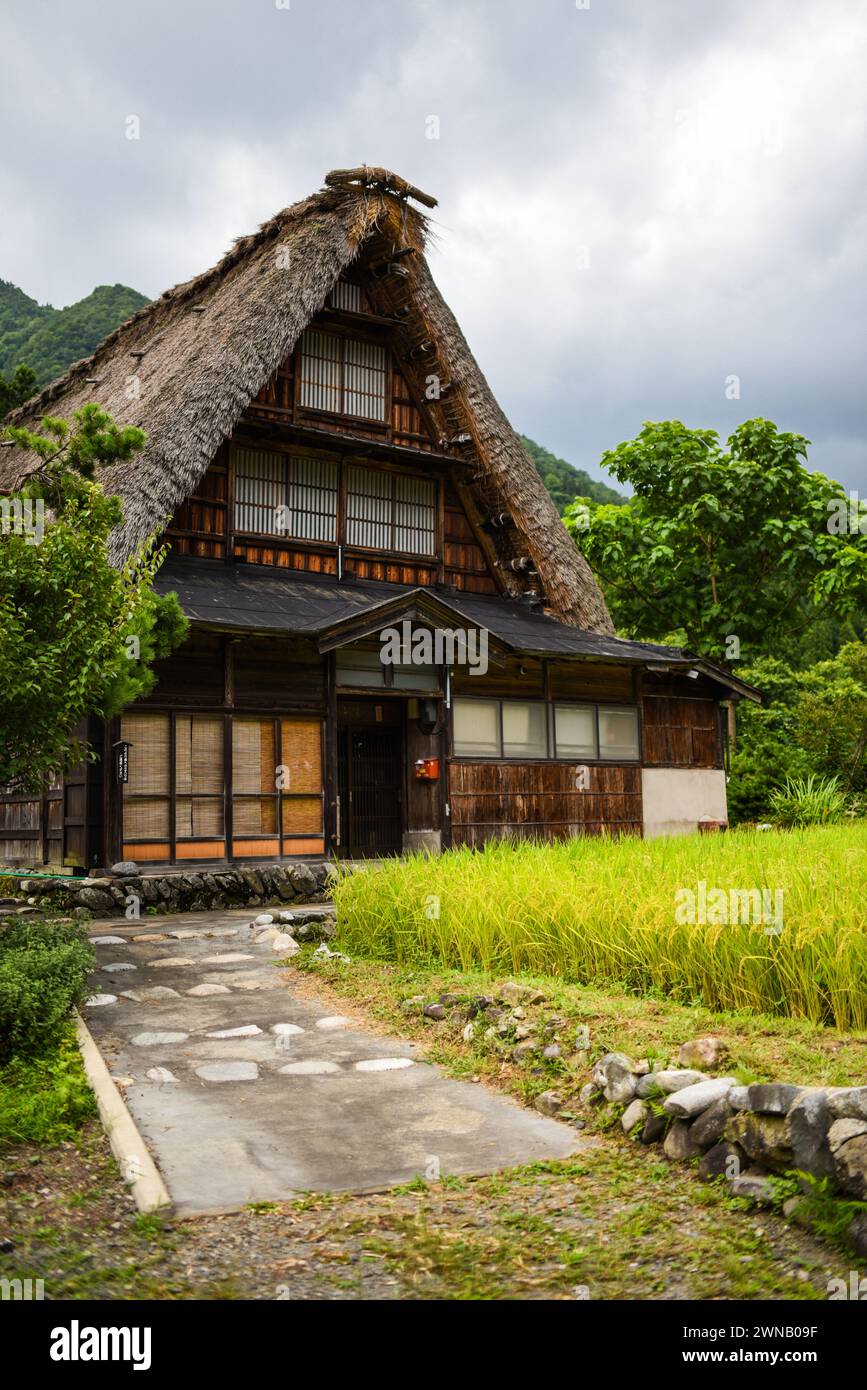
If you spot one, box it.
[4,861,334,919]
[589,1048,867,1254]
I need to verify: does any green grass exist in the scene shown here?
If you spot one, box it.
[332,826,867,1029]
[0,1024,96,1149]
[295,952,867,1099]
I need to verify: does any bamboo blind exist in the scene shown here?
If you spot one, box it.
[175,715,224,838]
[121,713,170,839]
[232,718,278,834]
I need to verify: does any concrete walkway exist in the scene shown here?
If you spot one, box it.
[83,909,583,1217]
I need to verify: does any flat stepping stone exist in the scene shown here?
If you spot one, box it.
[131,933,169,943]
[168,930,208,939]
[205,1025,263,1039]
[315,1015,350,1031]
[355,1058,414,1072]
[121,986,181,1003]
[278,1060,341,1076]
[271,1023,305,1036]
[102,962,136,973]
[90,935,126,945]
[146,1067,179,1083]
[131,1031,189,1046]
[86,994,117,1007]
[195,1062,259,1083]
[201,953,254,964]
[149,957,197,967]
[186,983,231,997]
[229,978,281,992]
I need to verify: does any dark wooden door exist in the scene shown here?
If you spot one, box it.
[338,727,403,857]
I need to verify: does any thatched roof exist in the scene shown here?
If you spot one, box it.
[0,166,614,634]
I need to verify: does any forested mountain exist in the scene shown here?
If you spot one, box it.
[520,435,625,511]
[0,280,149,389]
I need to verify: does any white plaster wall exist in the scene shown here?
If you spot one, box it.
[641,768,728,838]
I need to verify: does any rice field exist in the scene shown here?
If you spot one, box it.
[332,826,867,1030]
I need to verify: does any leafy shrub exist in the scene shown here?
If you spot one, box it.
[769,774,848,828]
[0,1025,96,1148]
[0,919,94,1064]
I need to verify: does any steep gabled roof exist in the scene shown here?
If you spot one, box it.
[0,166,614,634]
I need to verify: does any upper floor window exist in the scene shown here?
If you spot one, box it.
[299,329,387,422]
[235,449,338,542]
[329,279,367,313]
[233,448,436,557]
[346,466,436,555]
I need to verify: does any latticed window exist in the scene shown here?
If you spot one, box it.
[328,279,367,313]
[234,448,338,542]
[346,465,435,556]
[298,330,387,421]
[121,712,324,859]
[232,717,324,848]
[122,713,226,846]
[280,718,324,839]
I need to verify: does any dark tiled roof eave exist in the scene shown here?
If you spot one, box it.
[153,556,759,698]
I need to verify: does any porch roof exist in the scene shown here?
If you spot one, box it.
[154,556,760,700]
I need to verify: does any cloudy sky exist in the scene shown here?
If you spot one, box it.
[2,0,866,490]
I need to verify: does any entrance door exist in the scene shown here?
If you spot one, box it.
[338,727,403,857]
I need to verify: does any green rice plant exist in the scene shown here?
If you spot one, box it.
[770,773,848,828]
[332,826,867,1030]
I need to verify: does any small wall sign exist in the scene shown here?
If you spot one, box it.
[113,740,130,784]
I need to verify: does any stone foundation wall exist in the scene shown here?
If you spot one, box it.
[5,861,334,920]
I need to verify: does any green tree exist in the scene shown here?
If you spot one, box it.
[564,419,867,662]
[725,646,867,821]
[794,642,867,791]
[0,404,187,794]
[0,364,37,419]
[725,658,813,823]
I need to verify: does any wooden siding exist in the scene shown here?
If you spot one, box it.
[550,662,634,703]
[165,448,228,560]
[443,480,498,594]
[642,695,722,768]
[449,762,642,846]
[451,655,545,700]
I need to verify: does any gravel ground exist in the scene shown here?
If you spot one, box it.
[1,1114,847,1302]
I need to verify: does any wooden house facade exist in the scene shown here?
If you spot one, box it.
[0,169,756,872]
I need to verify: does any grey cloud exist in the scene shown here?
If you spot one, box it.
[1,0,864,490]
